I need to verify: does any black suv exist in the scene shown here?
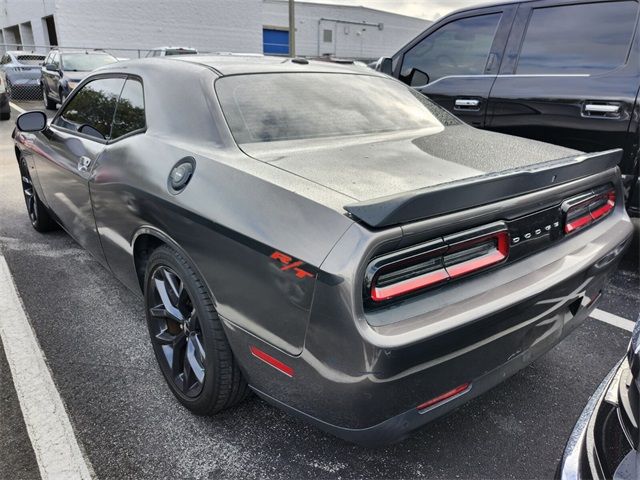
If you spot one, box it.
[40,49,118,110]
[378,0,640,214]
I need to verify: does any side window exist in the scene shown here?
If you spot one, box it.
[517,1,638,74]
[401,13,502,85]
[111,78,145,140]
[54,77,125,140]
[51,52,60,68]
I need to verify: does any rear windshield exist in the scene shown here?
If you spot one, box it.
[16,55,45,65]
[165,49,197,56]
[62,53,117,71]
[215,73,455,144]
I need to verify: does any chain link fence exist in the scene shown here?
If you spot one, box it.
[0,43,155,102]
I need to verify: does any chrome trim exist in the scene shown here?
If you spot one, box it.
[412,73,591,89]
[455,99,480,107]
[584,104,621,113]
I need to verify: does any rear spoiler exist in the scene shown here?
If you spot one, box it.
[344,149,622,228]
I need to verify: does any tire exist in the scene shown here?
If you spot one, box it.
[42,86,56,110]
[0,109,9,121]
[19,158,57,232]
[144,245,250,415]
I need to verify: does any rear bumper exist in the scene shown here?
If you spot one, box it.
[253,296,601,446]
[223,211,633,445]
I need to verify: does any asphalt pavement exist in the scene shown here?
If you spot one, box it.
[0,101,638,480]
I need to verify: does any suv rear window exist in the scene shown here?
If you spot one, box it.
[61,53,118,71]
[16,55,45,65]
[215,73,453,144]
[517,1,638,74]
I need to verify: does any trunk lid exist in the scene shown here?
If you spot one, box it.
[241,125,582,202]
[241,125,621,227]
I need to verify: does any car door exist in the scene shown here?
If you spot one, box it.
[34,75,126,264]
[89,77,147,290]
[41,51,52,90]
[43,51,61,96]
[393,6,516,127]
[487,0,640,179]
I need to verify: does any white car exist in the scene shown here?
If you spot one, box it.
[145,47,198,57]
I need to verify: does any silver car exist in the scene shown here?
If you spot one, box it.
[0,51,46,101]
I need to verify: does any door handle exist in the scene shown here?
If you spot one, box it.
[583,103,621,117]
[77,156,92,172]
[455,98,481,110]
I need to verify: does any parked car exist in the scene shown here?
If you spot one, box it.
[145,46,198,57]
[377,0,640,215]
[40,49,118,110]
[0,77,9,121]
[0,51,46,101]
[12,56,633,445]
[558,315,640,479]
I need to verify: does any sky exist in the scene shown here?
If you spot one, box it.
[304,0,490,20]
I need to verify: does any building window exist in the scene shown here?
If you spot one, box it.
[323,29,333,43]
[42,15,58,46]
[19,22,34,48]
[3,25,22,49]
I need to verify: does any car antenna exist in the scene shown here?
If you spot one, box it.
[290,57,309,65]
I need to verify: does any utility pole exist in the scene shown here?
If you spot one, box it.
[288,0,296,57]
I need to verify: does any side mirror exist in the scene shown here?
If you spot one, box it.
[405,67,430,87]
[375,57,393,75]
[44,63,57,72]
[16,111,48,132]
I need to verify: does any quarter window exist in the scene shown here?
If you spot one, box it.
[401,13,502,84]
[111,78,145,140]
[517,1,638,74]
[54,77,125,140]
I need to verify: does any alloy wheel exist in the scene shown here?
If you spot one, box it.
[148,265,206,398]
[20,165,37,224]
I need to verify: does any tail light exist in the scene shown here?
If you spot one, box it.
[563,187,616,235]
[366,222,509,304]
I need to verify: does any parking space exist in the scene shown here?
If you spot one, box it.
[1,100,639,479]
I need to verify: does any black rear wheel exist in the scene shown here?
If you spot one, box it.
[42,86,56,110]
[144,245,250,414]
[19,158,57,232]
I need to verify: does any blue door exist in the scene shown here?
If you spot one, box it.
[263,29,289,55]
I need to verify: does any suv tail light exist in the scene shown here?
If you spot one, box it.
[563,187,616,235]
[366,223,509,304]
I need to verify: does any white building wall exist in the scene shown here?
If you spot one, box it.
[54,0,263,55]
[0,0,55,48]
[262,0,430,59]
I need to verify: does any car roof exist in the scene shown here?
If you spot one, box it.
[164,54,380,76]
[56,49,116,56]
[446,0,620,16]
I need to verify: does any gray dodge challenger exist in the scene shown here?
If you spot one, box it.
[12,55,634,445]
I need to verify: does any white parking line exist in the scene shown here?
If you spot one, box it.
[0,255,93,480]
[10,102,26,114]
[590,308,636,332]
